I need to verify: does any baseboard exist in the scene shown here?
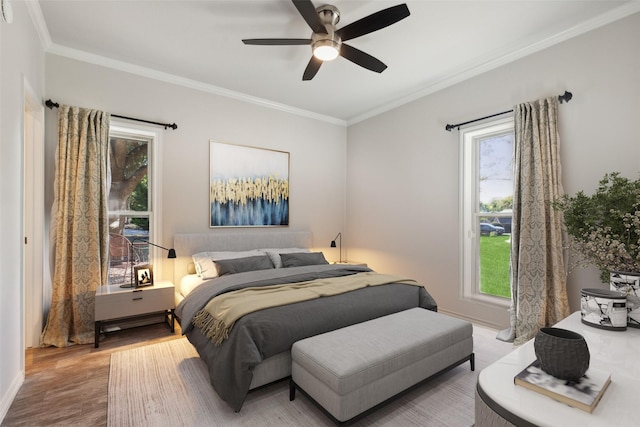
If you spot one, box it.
[0,369,24,424]
[438,308,504,331]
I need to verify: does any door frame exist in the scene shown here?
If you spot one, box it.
[23,79,45,349]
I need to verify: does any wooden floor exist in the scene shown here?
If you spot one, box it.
[1,321,182,427]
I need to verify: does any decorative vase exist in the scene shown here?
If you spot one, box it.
[580,288,627,330]
[534,327,590,381]
[610,271,640,328]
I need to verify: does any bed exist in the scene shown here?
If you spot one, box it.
[173,231,438,412]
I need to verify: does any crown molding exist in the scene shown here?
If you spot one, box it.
[24,0,52,49]
[46,43,347,126]
[347,2,640,125]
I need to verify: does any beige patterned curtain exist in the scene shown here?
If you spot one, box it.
[40,105,110,347]
[499,97,570,346]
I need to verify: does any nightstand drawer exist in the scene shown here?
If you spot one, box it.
[95,286,173,321]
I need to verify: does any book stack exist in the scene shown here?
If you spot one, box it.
[514,360,611,413]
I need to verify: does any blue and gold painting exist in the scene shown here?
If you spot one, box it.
[210,141,289,227]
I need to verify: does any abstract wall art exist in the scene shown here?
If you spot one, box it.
[209,141,289,227]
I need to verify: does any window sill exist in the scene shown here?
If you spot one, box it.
[463,292,511,309]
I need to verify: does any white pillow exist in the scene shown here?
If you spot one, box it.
[192,250,265,279]
[260,248,310,268]
[178,274,205,298]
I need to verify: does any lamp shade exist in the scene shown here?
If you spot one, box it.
[142,240,177,259]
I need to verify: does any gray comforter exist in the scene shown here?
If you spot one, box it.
[176,264,437,412]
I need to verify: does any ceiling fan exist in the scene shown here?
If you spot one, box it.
[242,0,410,81]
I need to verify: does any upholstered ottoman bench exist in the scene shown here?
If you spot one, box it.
[289,307,474,424]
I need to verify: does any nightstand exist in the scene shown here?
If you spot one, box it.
[94,280,175,348]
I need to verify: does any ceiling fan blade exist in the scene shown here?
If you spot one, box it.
[302,56,323,81]
[340,44,387,73]
[242,38,311,45]
[336,4,410,41]
[292,0,327,34]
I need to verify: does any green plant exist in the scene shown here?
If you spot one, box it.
[553,172,640,282]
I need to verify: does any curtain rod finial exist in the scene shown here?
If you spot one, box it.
[558,91,573,104]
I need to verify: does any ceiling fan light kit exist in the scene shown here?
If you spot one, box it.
[242,0,410,80]
[312,40,340,61]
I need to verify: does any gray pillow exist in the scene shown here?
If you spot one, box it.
[214,255,274,276]
[280,252,329,268]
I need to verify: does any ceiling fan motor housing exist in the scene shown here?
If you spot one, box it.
[316,4,340,25]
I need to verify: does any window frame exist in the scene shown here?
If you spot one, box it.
[108,121,165,281]
[459,116,513,307]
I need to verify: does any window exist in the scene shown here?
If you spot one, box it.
[460,117,513,305]
[107,122,163,286]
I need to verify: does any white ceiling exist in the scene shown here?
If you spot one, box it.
[33,0,640,124]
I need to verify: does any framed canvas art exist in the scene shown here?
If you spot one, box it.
[210,141,290,227]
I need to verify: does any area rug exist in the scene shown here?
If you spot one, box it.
[108,325,513,427]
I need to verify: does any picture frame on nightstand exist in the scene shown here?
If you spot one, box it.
[134,264,153,287]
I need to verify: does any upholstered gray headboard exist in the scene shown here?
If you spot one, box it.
[173,231,313,280]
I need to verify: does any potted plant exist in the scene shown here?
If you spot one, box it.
[553,172,640,282]
[553,172,640,328]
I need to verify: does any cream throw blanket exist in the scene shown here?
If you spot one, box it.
[193,271,420,345]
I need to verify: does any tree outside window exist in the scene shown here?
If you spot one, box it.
[107,134,152,285]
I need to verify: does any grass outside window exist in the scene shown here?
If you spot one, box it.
[479,235,511,298]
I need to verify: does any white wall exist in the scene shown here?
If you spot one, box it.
[0,1,46,421]
[346,12,640,329]
[44,55,348,283]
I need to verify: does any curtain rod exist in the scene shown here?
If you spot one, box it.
[45,99,178,130]
[445,91,573,132]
